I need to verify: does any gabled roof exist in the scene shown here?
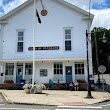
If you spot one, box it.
[0,0,94,21]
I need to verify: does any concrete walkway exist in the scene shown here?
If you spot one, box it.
[1,90,110,106]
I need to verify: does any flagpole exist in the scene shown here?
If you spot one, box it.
[32,0,36,87]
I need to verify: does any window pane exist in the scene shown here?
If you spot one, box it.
[18,37,23,41]
[57,70,59,74]
[54,69,56,74]
[65,35,71,39]
[65,29,71,34]
[60,69,63,74]
[54,64,56,68]
[57,64,59,68]
[65,46,71,50]
[65,41,71,45]
[18,42,23,46]
[17,42,23,52]
[18,32,23,36]
[60,64,62,68]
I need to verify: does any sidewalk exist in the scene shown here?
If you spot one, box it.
[1,89,110,106]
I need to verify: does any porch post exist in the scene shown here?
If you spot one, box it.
[23,62,25,80]
[2,63,5,83]
[13,62,17,83]
[73,62,75,82]
[85,61,88,82]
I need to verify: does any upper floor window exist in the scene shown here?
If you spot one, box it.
[64,28,72,51]
[17,31,24,52]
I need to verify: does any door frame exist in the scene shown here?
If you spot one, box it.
[65,66,73,83]
[16,66,23,83]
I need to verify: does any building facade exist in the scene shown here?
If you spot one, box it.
[0,0,94,84]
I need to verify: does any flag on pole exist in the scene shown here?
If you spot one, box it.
[36,9,41,23]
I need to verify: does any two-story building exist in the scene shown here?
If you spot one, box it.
[0,0,94,84]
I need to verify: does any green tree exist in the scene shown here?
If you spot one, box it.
[91,27,110,74]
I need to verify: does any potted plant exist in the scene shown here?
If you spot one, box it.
[23,84,32,94]
[32,84,46,94]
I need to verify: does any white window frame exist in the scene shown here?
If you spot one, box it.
[54,62,63,81]
[75,62,84,74]
[40,69,48,77]
[5,63,14,75]
[63,27,73,51]
[25,63,33,75]
[17,30,24,52]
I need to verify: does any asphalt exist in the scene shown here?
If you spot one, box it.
[1,87,110,106]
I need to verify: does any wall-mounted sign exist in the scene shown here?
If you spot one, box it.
[28,46,59,51]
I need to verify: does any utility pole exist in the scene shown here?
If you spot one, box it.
[94,29,100,88]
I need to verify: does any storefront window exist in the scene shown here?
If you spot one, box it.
[54,63,63,81]
[75,62,84,74]
[25,63,33,75]
[5,63,14,75]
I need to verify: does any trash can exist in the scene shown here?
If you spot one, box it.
[20,79,25,90]
[89,75,94,89]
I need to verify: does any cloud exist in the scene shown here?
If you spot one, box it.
[0,0,27,15]
[91,8,110,29]
[65,0,106,10]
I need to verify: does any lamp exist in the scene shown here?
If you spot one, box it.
[86,30,93,98]
[102,33,107,43]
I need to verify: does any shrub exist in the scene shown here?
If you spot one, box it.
[77,80,86,83]
[4,80,14,83]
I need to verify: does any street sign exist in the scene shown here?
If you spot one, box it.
[98,65,106,73]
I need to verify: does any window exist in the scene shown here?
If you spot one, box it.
[75,62,84,74]
[54,63,63,81]
[25,63,33,75]
[40,69,48,77]
[17,31,24,52]
[5,63,14,75]
[54,63,63,75]
[65,29,72,51]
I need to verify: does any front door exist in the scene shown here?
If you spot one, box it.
[65,66,72,83]
[16,67,23,83]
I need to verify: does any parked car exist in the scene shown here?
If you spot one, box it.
[96,79,106,85]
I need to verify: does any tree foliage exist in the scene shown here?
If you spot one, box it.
[91,27,110,74]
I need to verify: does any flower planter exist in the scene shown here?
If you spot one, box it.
[23,83,46,94]
[24,88,30,94]
[36,89,42,93]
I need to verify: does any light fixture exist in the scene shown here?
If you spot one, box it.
[102,33,107,43]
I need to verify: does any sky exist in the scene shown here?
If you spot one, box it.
[0,0,110,29]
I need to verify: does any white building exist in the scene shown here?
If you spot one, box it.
[0,0,94,84]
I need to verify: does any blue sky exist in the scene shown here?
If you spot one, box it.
[92,0,110,9]
[0,0,110,29]
[2,0,14,6]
